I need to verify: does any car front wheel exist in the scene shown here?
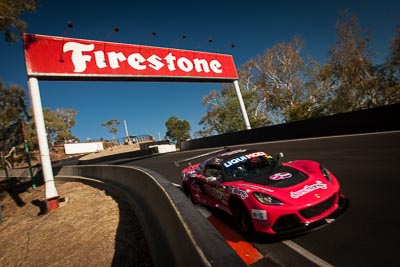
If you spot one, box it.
[231,200,253,233]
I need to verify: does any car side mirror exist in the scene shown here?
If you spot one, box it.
[276,152,284,162]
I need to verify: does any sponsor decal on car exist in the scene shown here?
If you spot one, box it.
[204,185,225,200]
[269,172,292,180]
[224,152,267,167]
[252,209,267,220]
[237,184,275,193]
[290,180,327,199]
[231,188,249,199]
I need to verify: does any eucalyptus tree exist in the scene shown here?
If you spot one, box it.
[245,36,330,123]
[101,118,120,141]
[43,108,79,145]
[0,0,38,43]
[319,10,380,113]
[196,83,269,137]
[373,25,400,106]
[0,81,29,130]
[165,116,191,145]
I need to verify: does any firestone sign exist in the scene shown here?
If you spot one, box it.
[23,34,238,81]
[23,33,249,211]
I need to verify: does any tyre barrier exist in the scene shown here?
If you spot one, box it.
[54,165,247,267]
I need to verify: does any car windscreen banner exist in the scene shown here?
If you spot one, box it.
[23,33,239,82]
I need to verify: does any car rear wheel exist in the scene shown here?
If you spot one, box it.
[231,200,253,233]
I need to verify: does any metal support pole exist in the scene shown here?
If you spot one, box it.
[21,121,35,188]
[28,77,59,211]
[233,80,251,130]
[123,120,131,144]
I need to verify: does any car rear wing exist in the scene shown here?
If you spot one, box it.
[174,147,230,166]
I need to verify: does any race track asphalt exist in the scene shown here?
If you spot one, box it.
[102,131,400,267]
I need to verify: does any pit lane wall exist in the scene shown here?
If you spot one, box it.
[54,165,247,267]
[181,103,400,150]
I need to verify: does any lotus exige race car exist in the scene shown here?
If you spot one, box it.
[178,148,348,236]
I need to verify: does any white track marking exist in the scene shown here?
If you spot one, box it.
[171,182,181,188]
[282,240,334,267]
[193,199,334,266]
[196,206,212,218]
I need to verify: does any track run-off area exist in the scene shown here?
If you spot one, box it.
[98,131,399,266]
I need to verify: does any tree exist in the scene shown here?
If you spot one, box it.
[196,83,270,137]
[197,36,329,137]
[0,80,29,132]
[43,108,79,145]
[373,25,400,105]
[245,36,330,123]
[319,10,379,113]
[0,0,38,43]
[165,116,191,146]
[101,118,120,141]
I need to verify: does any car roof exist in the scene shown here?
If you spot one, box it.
[205,148,260,166]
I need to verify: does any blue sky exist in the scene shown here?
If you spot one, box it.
[0,0,399,142]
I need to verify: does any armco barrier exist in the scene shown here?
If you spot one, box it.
[54,165,247,267]
[181,103,400,150]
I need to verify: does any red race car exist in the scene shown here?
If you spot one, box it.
[177,148,348,236]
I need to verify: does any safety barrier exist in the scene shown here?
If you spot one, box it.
[181,103,400,150]
[54,165,247,267]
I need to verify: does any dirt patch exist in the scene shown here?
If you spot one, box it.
[0,179,153,266]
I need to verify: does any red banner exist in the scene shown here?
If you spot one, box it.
[23,34,238,82]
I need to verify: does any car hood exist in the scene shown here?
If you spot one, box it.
[245,165,308,188]
[228,160,340,205]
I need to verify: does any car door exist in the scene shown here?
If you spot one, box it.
[200,165,227,207]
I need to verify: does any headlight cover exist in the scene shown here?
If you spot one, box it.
[253,192,284,205]
[319,164,332,182]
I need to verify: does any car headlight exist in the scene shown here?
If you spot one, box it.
[319,165,332,182]
[253,192,284,205]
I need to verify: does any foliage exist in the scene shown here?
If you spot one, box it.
[319,10,379,113]
[43,108,79,145]
[0,81,29,131]
[244,36,331,123]
[373,26,400,105]
[195,11,400,138]
[196,36,328,138]
[0,81,79,152]
[101,118,120,141]
[165,116,191,145]
[0,0,38,43]
[0,81,30,152]
[195,83,270,137]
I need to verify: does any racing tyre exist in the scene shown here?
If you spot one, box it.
[231,200,253,234]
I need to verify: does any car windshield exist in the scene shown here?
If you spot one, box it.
[223,153,277,181]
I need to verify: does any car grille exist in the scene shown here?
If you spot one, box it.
[272,214,302,232]
[299,195,336,219]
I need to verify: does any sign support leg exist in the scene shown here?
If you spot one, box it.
[233,80,251,130]
[28,77,59,212]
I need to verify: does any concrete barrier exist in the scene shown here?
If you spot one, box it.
[54,165,246,267]
[181,103,400,150]
[0,167,39,181]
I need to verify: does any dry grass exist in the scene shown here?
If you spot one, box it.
[0,180,153,266]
